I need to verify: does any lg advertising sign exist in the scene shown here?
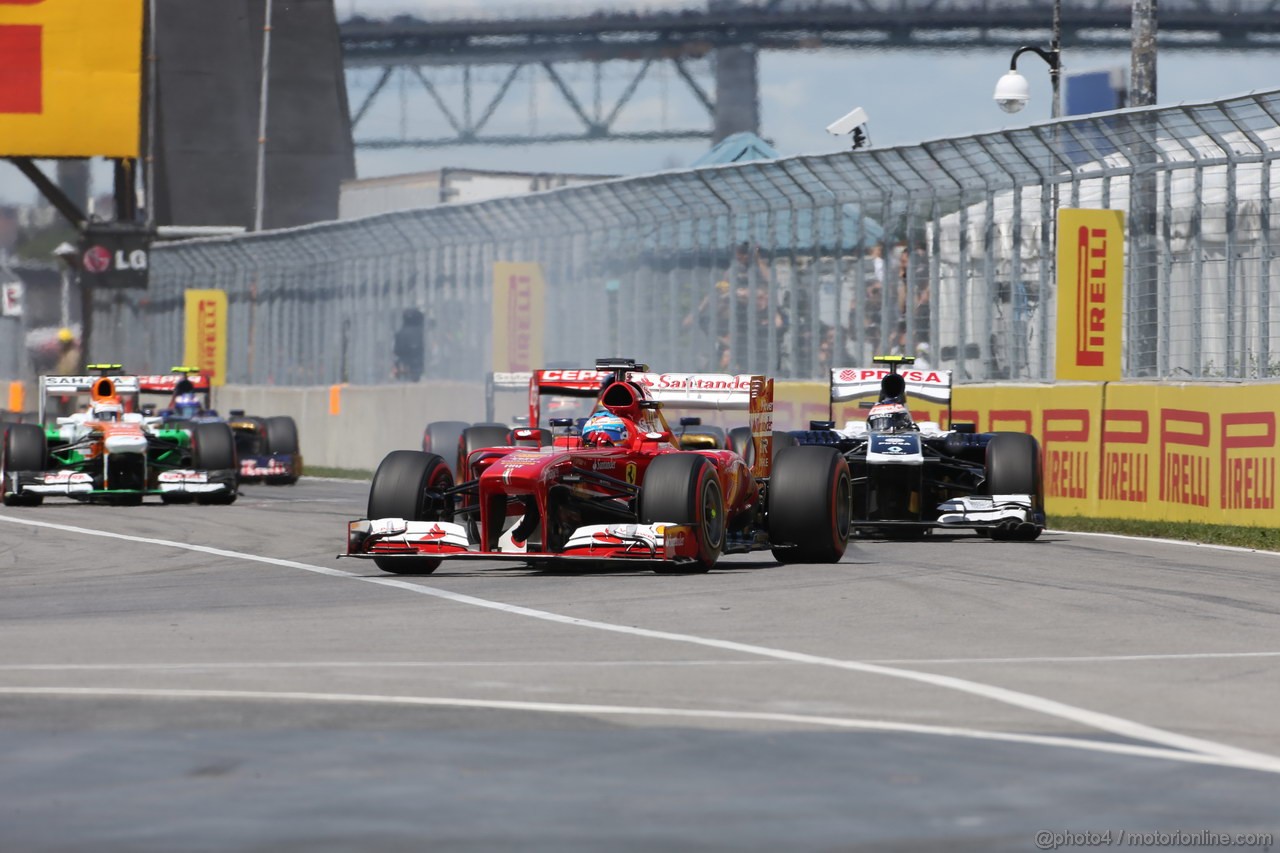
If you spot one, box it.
[78,226,151,289]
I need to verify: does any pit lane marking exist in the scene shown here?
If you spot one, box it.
[4,512,1279,775]
[0,686,1265,773]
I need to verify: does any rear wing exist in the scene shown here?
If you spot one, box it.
[484,369,612,423]
[829,366,953,422]
[38,374,140,424]
[627,372,775,477]
[529,369,611,428]
[136,373,212,394]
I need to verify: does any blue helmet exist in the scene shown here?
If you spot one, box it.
[582,412,631,446]
[172,392,202,417]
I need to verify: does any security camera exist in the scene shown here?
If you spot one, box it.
[993,70,1029,113]
[826,106,868,137]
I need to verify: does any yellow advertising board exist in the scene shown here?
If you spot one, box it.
[945,382,1280,527]
[183,289,227,387]
[0,0,143,158]
[1056,209,1124,381]
[491,262,545,373]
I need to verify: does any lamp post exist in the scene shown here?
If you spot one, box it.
[52,242,77,331]
[992,0,1062,119]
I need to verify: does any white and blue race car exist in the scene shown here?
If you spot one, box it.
[788,356,1046,540]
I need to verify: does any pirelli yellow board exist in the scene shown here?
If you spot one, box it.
[767,380,1278,528]
[1056,209,1124,381]
[491,262,545,373]
[183,289,227,387]
[0,0,144,158]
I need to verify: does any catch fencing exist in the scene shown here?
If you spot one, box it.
[93,88,1280,386]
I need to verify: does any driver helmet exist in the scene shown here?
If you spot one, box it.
[172,392,202,417]
[582,411,631,447]
[867,400,913,433]
[92,400,123,423]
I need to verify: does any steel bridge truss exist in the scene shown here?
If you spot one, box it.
[349,57,718,150]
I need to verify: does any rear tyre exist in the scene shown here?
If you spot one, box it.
[508,427,552,448]
[768,445,851,564]
[423,420,469,477]
[458,425,512,480]
[677,424,726,450]
[193,422,238,506]
[367,450,454,575]
[264,416,301,484]
[985,432,1043,542]
[728,429,797,469]
[639,454,724,573]
[2,424,46,507]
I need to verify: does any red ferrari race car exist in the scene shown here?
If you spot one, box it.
[424,368,746,480]
[346,358,851,574]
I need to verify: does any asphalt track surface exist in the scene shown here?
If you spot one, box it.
[1,479,1278,852]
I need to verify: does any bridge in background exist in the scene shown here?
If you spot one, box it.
[339,0,1280,149]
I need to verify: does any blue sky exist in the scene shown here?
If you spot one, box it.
[2,0,1277,207]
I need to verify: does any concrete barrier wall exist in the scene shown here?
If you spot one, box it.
[212,381,489,471]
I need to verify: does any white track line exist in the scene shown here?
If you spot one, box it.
[4,649,1280,670]
[4,513,1279,774]
[0,685,1266,773]
[1048,527,1280,556]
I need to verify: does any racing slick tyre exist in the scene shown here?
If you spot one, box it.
[727,428,797,468]
[422,420,469,476]
[192,422,238,506]
[985,432,1043,542]
[677,424,725,450]
[2,423,46,507]
[508,427,552,448]
[264,416,301,484]
[768,445,851,564]
[367,450,455,574]
[458,425,512,480]
[231,416,268,482]
[639,453,724,573]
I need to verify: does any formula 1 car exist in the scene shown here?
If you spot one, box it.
[423,368,615,479]
[424,370,739,481]
[346,358,851,574]
[787,356,1045,540]
[1,366,238,506]
[137,368,302,485]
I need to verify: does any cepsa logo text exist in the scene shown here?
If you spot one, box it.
[1074,225,1109,367]
[0,0,43,115]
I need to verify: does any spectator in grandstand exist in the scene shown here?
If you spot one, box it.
[393,308,426,382]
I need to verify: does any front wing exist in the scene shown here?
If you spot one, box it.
[343,518,704,565]
[6,467,236,499]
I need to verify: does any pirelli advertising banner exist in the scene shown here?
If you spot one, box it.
[491,262,545,373]
[183,289,228,387]
[1056,209,1124,381]
[945,383,1279,526]
[0,0,144,158]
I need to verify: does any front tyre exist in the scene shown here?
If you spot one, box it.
[367,450,454,575]
[639,453,724,573]
[985,432,1043,542]
[768,445,851,564]
[2,424,46,507]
